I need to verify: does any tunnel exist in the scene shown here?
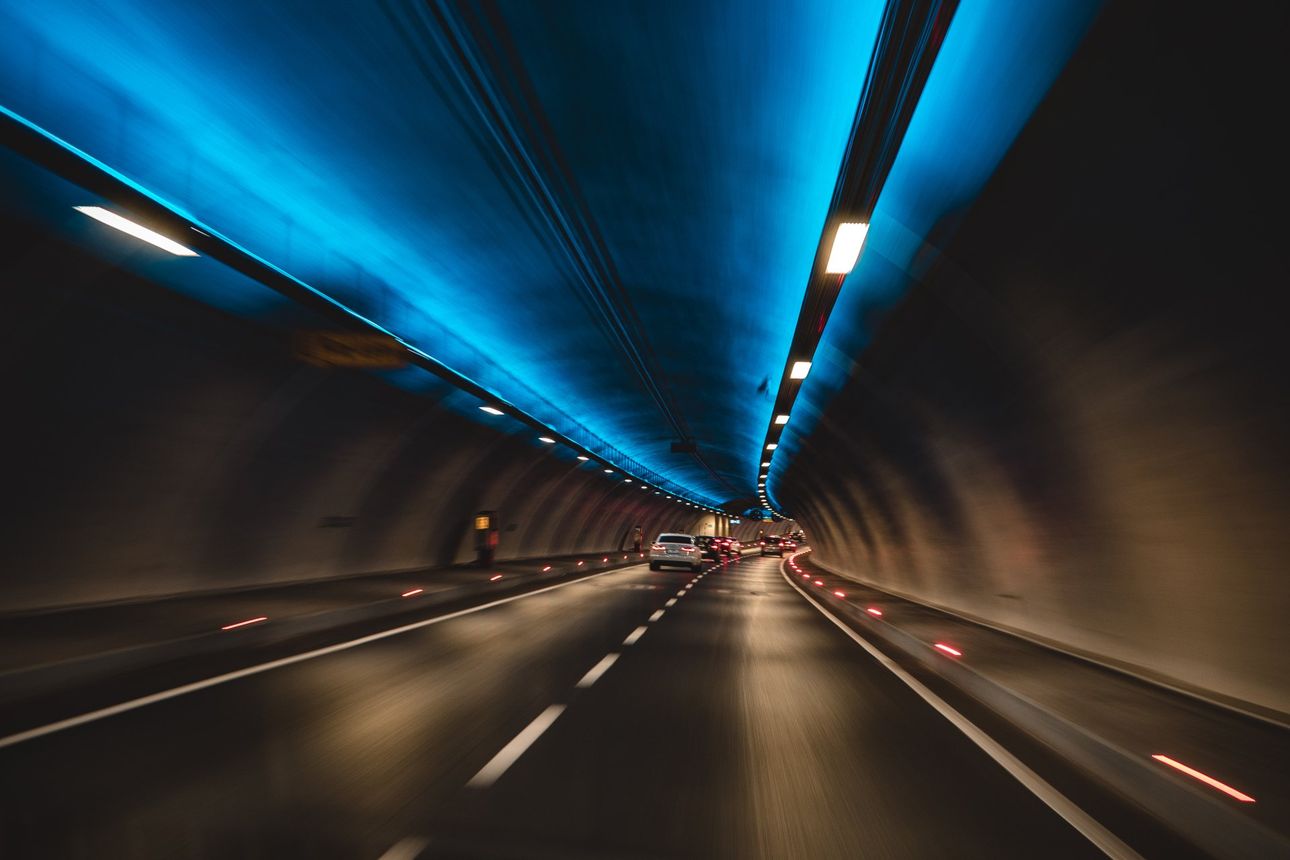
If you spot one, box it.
[0,1,1286,858]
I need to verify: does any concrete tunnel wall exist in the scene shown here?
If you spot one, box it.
[778,2,1290,718]
[1,230,710,613]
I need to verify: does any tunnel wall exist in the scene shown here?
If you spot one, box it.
[780,3,1289,717]
[0,227,702,613]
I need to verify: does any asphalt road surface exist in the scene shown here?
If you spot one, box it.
[0,555,1105,859]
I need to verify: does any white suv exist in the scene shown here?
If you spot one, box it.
[648,533,702,572]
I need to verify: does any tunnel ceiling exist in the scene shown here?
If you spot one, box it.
[0,0,1101,512]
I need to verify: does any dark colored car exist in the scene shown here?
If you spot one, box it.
[713,536,737,556]
[759,536,785,556]
[693,535,722,561]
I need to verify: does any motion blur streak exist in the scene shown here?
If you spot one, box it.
[934,643,962,657]
[1151,755,1256,803]
[220,617,267,631]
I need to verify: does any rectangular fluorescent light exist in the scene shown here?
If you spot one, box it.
[577,455,589,460]
[790,361,811,380]
[766,443,777,450]
[75,206,197,256]
[824,222,869,274]
[479,406,504,415]
[761,461,770,467]
[538,436,556,444]
[774,414,789,425]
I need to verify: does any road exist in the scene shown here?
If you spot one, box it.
[0,555,1103,858]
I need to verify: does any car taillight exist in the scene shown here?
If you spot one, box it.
[680,546,695,552]
[650,544,666,551]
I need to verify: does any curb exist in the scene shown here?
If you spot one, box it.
[787,555,1288,860]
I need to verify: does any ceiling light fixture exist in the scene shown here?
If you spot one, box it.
[789,361,811,380]
[775,414,790,425]
[824,222,869,274]
[479,406,504,415]
[75,206,198,256]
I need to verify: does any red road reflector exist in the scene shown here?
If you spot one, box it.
[542,565,552,572]
[866,607,883,617]
[490,574,503,582]
[933,642,962,657]
[1151,755,1256,802]
[401,588,424,598]
[813,579,823,586]
[221,616,268,631]
[834,590,846,598]
[577,561,584,566]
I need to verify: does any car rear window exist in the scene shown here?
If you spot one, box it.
[658,535,693,544]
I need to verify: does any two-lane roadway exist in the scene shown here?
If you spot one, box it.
[0,555,1108,858]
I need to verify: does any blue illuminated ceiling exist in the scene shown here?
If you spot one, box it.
[0,1,1099,511]
[765,0,1104,513]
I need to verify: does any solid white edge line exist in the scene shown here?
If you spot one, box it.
[0,564,642,750]
[378,835,429,860]
[466,704,566,789]
[779,565,1142,860]
[648,609,665,622]
[622,625,648,646]
[576,653,620,688]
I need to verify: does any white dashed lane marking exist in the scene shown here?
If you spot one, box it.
[467,705,566,789]
[576,653,620,688]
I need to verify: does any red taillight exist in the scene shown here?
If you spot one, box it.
[759,541,765,545]
[650,544,666,551]
[680,546,695,552]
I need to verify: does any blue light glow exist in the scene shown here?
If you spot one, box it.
[772,0,1104,494]
[0,0,886,505]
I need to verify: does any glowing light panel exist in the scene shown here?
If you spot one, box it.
[823,222,869,274]
[75,206,197,256]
